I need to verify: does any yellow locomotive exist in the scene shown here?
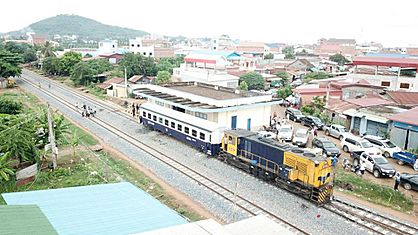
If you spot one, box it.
[220,129,333,204]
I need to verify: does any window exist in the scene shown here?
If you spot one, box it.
[171,122,175,128]
[195,112,208,120]
[155,100,164,106]
[381,81,390,87]
[400,83,410,89]
[165,119,169,126]
[184,127,190,134]
[177,124,182,131]
[200,132,205,140]
[148,113,151,119]
[192,130,197,137]
[152,115,157,121]
[346,138,355,145]
[142,111,146,117]
[158,117,163,123]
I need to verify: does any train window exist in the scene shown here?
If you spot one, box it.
[192,130,197,137]
[199,132,205,140]
[152,115,157,121]
[142,111,146,117]
[228,136,235,144]
[184,127,189,134]
[177,124,182,131]
[165,119,169,126]
[158,117,163,123]
[171,122,175,128]
[148,113,151,119]
[209,135,211,142]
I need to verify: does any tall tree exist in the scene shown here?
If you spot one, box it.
[283,46,295,59]
[0,49,22,78]
[119,53,157,77]
[239,72,264,90]
[277,85,292,99]
[59,51,82,76]
[329,53,349,66]
[40,41,56,58]
[239,81,249,91]
[42,57,61,75]
[155,71,171,85]
[274,71,290,86]
[70,62,96,85]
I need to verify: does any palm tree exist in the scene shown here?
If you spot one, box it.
[0,152,16,182]
[40,41,56,58]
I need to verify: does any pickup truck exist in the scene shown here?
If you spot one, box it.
[351,151,396,178]
[393,151,418,171]
[324,124,348,140]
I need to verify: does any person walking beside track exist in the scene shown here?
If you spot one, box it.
[394,172,401,191]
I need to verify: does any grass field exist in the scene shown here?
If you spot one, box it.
[334,169,414,212]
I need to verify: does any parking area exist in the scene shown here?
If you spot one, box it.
[270,105,418,198]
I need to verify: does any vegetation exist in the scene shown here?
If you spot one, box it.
[283,46,295,59]
[264,53,274,60]
[42,51,82,76]
[239,81,248,91]
[156,57,184,74]
[239,72,264,90]
[3,41,37,63]
[330,53,350,66]
[300,96,325,116]
[70,59,112,86]
[274,71,290,86]
[335,169,414,212]
[0,97,23,114]
[0,49,23,78]
[276,85,292,99]
[303,71,333,82]
[155,71,171,85]
[40,41,56,58]
[118,53,156,77]
[7,15,148,40]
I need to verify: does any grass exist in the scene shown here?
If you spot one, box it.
[66,120,99,146]
[0,195,5,205]
[334,169,414,212]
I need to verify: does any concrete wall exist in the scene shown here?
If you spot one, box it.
[217,105,271,131]
[345,74,418,92]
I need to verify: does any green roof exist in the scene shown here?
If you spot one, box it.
[0,205,57,235]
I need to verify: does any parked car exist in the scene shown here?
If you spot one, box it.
[393,151,418,171]
[312,137,341,157]
[285,108,304,122]
[257,131,277,140]
[341,135,382,155]
[277,125,293,142]
[290,79,302,87]
[362,135,402,158]
[324,124,349,140]
[351,151,396,178]
[400,173,418,191]
[300,116,325,130]
[292,128,309,147]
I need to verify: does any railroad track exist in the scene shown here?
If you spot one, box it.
[19,75,309,234]
[325,198,418,235]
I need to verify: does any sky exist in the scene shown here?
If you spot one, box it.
[1,0,418,47]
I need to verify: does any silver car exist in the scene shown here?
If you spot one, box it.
[278,125,293,142]
[293,128,309,147]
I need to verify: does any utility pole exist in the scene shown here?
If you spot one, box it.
[47,103,58,169]
[124,67,128,98]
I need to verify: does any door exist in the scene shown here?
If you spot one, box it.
[366,156,374,171]
[231,116,237,129]
[247,118,251,131]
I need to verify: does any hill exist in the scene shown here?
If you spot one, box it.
[5,14,148,40]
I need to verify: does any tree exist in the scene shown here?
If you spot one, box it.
[0,152,15,182]
[70,62,95,86]
[274,71,290,86]
[23,49,38,63]
[87,59,112,74]
[329,53,349,66]
[239,81,248,91]
[119,53,157,77]
[155,71,171,85]
[304,72,332,82]
[0,49,23,78]
[156,58,176,74]
[42,57,61,75]
[59,51,82,76]
[40,41,56,58]
[277,85,292,99]
[264,53,274,60]
[283,46,295,59]
[0,97,23,115]
[239,72,264,90]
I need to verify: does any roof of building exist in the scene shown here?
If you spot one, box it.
[387,91,418,106]
[97,77,125,89]
[0,205,58,235]
[191,50,241,60]
[352,56,418,68]
[388,107,418,126]
[346,97,394,107]
[129,75,155,83]
[321,38,356,44]
[2,182,187,235]
[184,54,226,64]
[287,59,314,69]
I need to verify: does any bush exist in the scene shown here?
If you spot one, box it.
[0,97,23,114]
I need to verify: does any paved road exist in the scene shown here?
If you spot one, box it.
[18,69,369,234]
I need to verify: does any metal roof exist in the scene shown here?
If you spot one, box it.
[352,56,418,68]
[0,205,58,235]
[2,182,187,235]
[388,106,418,126]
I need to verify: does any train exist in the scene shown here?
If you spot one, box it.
[139,102,333,204]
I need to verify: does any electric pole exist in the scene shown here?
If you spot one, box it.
[47,103,58,169]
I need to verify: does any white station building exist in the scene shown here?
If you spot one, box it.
[132,82,281,131]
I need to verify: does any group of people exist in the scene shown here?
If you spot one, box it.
[131,103,140,117]
[75,102,96,118]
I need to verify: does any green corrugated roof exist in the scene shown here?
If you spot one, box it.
[0,205,57,235]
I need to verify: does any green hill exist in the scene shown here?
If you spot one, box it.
[6,14,148,40]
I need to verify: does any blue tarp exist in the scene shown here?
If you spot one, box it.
[2,182,187,235]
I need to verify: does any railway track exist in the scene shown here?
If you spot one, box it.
[20,75,309,234]
[325,198,418,235]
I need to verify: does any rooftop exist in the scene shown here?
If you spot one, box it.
[2,182,187,235]
[346,97,394,107]
[388,106,418,126]
[387,91,418,106]
[170,84,242,100]
[352,56,418,68]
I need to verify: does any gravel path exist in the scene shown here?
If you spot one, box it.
[19,71,367,234]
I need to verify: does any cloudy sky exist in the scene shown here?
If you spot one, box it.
[1,0,418,47]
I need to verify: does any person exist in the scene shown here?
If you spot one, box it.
[48,83,51,89]
[38,82,41,88]
[313,126,318,137]
[332,155,338,167]
[93,106,97,115]
[342,158,350,170]
[81,109,85,117]
[136,103,140,114]
[75,102,79,109]
[359,161,365,176]
[310,127,314,137]
[394,172,401,191]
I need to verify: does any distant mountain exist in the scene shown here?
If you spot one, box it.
[4,14,148,40]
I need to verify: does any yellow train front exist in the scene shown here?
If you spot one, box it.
[220,129,333,204]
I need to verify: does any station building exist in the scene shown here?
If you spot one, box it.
[132,82,281,131]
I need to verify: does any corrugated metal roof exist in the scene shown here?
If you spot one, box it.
[0,205,58,235]
[388,107,418,126]
[352,56,418,68]
[2,182,187,235]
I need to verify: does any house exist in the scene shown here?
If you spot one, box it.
[98,53,124,64]
[388,107,418,150]
[315,38,356,57]
[129,75,155,84]
[286,59,314,72]
[129,37,175,58]
[386,91,418,107]
[28,34,47,46]
[96,77,126,97]
[98,39,118,54]
[236,41,270,57]
[190,50,241,64]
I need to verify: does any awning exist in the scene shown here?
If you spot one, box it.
[343,109,389,124]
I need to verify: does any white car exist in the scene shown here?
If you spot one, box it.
[292,128,309,147]
[363,135,402,158]
[340,135,382,155]
[278,125,293,142]
[257,131,277,140]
